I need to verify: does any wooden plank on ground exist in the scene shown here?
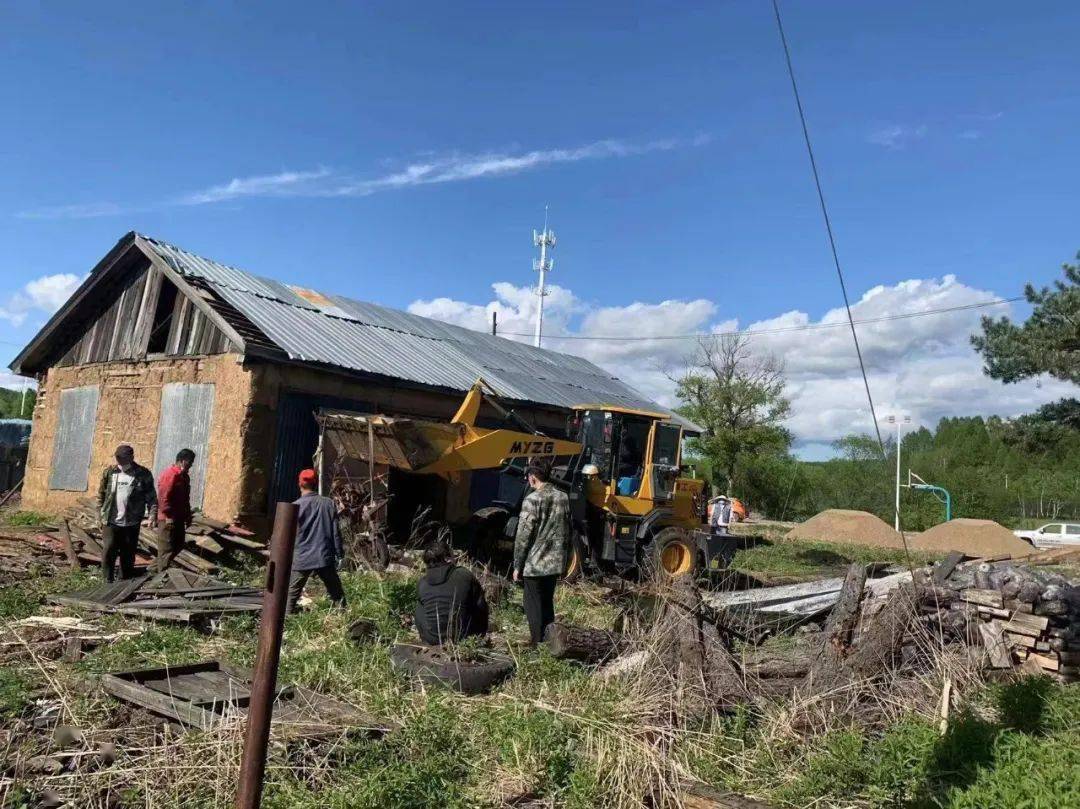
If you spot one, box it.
[59,521,80,569]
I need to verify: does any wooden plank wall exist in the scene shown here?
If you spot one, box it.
[58,266,231,367]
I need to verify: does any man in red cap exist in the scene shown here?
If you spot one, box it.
[287,468,346,612]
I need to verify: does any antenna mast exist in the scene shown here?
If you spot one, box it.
[532,206,556,347]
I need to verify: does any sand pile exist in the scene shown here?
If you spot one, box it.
[785,509,905,549]
[912,518,1033,558]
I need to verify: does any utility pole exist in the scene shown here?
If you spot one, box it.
[886,414,911,531]
[491,310,497,337]
[532,206,555,348]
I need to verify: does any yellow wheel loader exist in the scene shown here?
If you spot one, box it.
[319,379,726,578]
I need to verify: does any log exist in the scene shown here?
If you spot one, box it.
[545,622,623,664]
[740,648,812,679]
[681,781,777,809]
[806,563,866,686]
[842,584,919,680]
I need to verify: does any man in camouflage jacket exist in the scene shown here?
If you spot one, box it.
[513,458,571,645]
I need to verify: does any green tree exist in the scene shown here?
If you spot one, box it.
[0,387,35,419]
[972,255,1080,384]
[674,333,791,496]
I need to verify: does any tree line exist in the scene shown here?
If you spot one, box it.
[678,253,1079,529]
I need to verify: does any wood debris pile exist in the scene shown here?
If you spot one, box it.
[61,498,268,575]
[552,554,1080,730]
[47,568,263,624]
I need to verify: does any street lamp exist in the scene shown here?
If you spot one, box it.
[886,414,911,532]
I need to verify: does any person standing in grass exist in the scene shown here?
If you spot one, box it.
[287,468,346,612]
[155,448,195,573]
[512,458,571,647]
[97,444,157,582]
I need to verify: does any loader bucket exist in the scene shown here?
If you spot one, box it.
[318,411,462,472]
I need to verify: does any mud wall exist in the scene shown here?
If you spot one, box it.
[22,354,253,522]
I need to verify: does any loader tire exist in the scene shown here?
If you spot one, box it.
[562,532,588,582]
[390,643,515,695]
[642,527,698,580]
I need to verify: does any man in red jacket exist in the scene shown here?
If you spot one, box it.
[156,448,196,573]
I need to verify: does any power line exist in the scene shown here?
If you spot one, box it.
[771,0,917,569]
[499,295,1021,341]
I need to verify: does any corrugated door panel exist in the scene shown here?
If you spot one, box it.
[269,392,372,509]
[153,383,215,508]
[49,386,100,491]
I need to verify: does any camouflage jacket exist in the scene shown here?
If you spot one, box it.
[513,483,571,577]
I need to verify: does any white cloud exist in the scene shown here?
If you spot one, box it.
[18,135,708,218]
[867,124,928,150]
[16,202,125,220]
[0,273,83,326]
[409,276,1076,449]
[180,168,333,205]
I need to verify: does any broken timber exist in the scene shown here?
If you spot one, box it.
[101,660,390,739]
[49,568,262,623]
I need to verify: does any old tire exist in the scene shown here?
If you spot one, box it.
[642,527,698,579]
[390,643,515,695]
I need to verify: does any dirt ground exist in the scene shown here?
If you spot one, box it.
[785,509,905,549]
[912,518,1035,557]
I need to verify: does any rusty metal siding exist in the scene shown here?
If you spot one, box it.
[48,386,100,491]
[153,383,215,508]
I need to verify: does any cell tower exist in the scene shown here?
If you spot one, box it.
[532,206,556,348]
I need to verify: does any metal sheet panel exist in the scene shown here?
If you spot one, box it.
[153,383,215,508]
[137,235,704,432]
[49,386,100,491]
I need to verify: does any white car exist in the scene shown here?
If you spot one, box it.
[1013,522,1080,549]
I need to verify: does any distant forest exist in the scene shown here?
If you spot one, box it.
[738,399,1080,530]
[0,388,34,420]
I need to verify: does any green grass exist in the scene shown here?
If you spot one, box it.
[0,509,55,528]
[730,538,939,580]
[3,563,1078,808]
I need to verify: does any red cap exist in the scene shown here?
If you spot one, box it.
[298,469,318,487]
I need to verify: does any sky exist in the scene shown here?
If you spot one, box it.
[1,1,1077,457]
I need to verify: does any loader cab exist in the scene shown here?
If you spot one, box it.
[570,405,683,504]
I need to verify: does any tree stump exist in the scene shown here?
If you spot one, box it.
[545,622,624,664]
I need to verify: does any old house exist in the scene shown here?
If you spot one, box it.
[11,232,682,532]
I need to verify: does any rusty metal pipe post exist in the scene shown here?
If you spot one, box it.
[235,501,298,809]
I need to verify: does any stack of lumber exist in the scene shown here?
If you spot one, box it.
[919,553,1080,682]
[60,498,268,574]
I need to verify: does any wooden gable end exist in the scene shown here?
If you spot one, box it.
[54,252,234,369]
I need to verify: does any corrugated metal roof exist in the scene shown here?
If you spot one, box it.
[139,235,699,429]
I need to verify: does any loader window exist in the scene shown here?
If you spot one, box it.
[616,419,650,480]
[578,411,612,481]
[652,423,681,467]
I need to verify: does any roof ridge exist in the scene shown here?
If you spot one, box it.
[139,232,587,365]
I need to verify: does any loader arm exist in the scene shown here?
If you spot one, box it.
[320,379,581,478]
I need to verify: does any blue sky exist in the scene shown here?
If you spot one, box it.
[2,1,1077,454]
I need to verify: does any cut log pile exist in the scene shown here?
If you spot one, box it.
[916,556,1080,682]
